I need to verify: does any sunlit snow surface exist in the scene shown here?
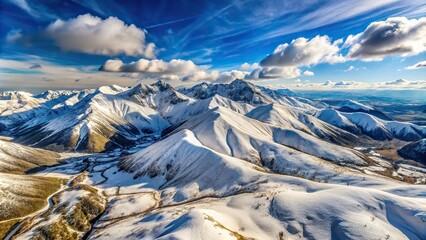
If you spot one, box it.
[1,81,426,239]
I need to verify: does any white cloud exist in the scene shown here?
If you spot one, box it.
[100,58,249,83]
[384,78,409,85]
[334,81,363,86]
[0,57,140,90]
[239,62,259,70]
[344,66,355,72]
[182,70,219,82]
[323,80,334,86]
[406,61,426,70]
[217,70,249,83]
[247,67,301,80]
[303,70,314,76]
[275,78,426,90]
[181,70,249,83]
[260,35,344,67]
[345,17,426,61]
[45,14,155,57]
[100,59,199,74]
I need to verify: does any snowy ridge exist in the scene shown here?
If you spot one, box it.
[15,91,170,152]
[0,139,60,173]
[1,79,425,153]
[121,130,266,203]
[398,139,426,163]
[108,128,426,240]
[335,100,393,120]
[167,106,367,166]
[338,100,374,111]
[317,109,426,141]
[247,104,360,145]
[180,79,314,110]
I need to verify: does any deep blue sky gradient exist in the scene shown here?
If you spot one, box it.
[1,0,425,89]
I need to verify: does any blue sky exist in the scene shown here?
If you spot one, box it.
[0,0,426,91]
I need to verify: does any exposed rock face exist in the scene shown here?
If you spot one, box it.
[398,139,426,164]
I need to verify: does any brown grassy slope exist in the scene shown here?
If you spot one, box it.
[0,139,61,174]
[0,173,63,238]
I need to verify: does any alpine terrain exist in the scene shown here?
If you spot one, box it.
[0,80,425,240]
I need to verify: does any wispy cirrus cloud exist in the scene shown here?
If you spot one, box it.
[7,0,40,18]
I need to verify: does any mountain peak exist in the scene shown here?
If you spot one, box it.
[151,80,173,91]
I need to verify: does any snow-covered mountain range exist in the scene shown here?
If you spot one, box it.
[1,79,425,239]
[2,79,424,152]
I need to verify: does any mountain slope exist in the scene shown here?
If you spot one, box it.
[0,139,60,173]
[167,107,368,167]
[120,130,267,203]
[317,108,426,141]
[15,91,169,152]
[336,100,393,120]
[398,139,426,164]
[180,79,316,110]
[0,89,92,134]
[247,104,361,145]
[99,129,426,240]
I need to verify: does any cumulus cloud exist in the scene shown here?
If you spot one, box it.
[182,70,219,82]
[345,17,426,61]
[181,70,249,83]
[322,80,334,86]
[384,78,409,85]
[239,62,259,70]
[100,58,250,83]
[260,35,344,67]
[45,14,155,57]
[247,67,301,80]
[334,81,363,86]
[217,70,249,83]
[303,70,314,76]
[406,61,426,70]
[99,59,199,74]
